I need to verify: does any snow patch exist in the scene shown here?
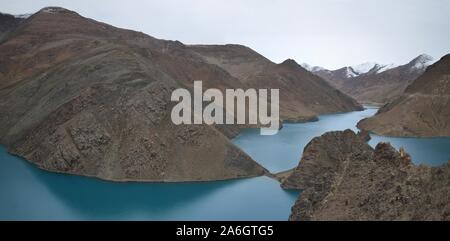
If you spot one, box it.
[0,11,31,19]
[376,63,398,73]
[301,63,326,72]
[40,7,66,14]
[412,54,434,69]
[343,62,399,76]
[14,13,31,19]
[345,67,358,78]
[351,62,378,74]
[311,66,326,72]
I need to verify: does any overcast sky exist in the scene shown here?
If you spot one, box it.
[1,0,450,69]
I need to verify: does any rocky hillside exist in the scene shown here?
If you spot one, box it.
[310,55,434,104]
[0,7,361,182]
[0,7,267,182]
[0,12,26,39]
[281,130,450,221]
[189,46,363,122]
[358,54,450,137]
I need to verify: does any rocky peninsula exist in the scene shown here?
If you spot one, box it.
[358,54,450,137]
[281,130,450,221]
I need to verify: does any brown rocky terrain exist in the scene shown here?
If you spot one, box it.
[0,7,361,181]
[358,54,450,137]
[0,12,25,39]
[189,46,363,122]
[0,7,266,182]
[281,130,450,221]
[312,55,434,104]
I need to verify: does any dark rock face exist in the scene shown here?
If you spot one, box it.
[282,130,450,221]
[0,7,267,182]
[189,46,363,122]
[358,54,450,137]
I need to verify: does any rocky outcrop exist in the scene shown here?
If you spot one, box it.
[357,129,371,142]
[358,54,450,137]
[0,12,24,39]
[282,130,450,221]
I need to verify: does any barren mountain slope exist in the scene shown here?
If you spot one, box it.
[0,7,363,182]
[0,7,267,181]
[190,46,363,121]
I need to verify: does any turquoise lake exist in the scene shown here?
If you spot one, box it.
[1,106,449,220]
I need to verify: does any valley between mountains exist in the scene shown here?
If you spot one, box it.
[0,7,361,182]
[1,7,449,221]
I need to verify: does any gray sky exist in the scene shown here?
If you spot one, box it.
[1,0,450,69]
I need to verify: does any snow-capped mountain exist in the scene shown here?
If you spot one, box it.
[410,54,434,70]
[14,13,32,19]
[303,61,399,79]
[306,54,435,103]
[300,63,325,72]
[375,63,398,73]
[362,63,399,74]
[348,62,399,76]
[344,67,358,78]
[352,62,378,74]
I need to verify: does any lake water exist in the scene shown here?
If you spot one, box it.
[233,106,450,173]
[0,146,298,221]
[233,106,380,173]
[1,106,449,220]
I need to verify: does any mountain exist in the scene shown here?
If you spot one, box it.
[358,54,450,137]
[0,12,27,39]
[309,54,434,104]
[0,7,268,181]
[281,130,450,221]
[188,45,362,121]
[0,7,360,181]
[300,63,325,73]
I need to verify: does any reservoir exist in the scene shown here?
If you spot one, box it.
[1,106,449,220]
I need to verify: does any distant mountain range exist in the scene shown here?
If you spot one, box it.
[302,54,435,103]
[0,7,361,182]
